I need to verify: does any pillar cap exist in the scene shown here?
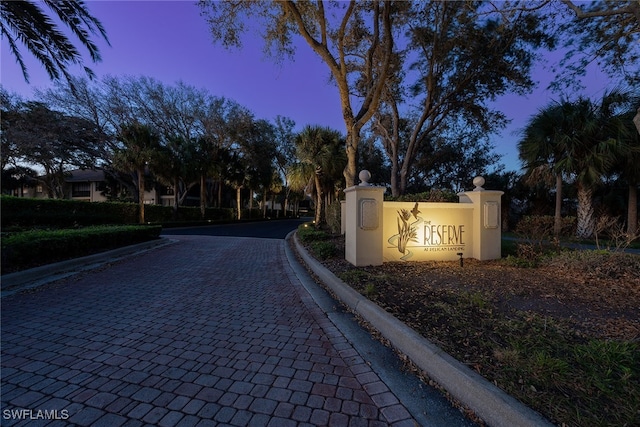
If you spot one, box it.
[473,176,485,191]
[359,170,372,186]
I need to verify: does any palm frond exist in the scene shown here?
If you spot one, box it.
[0,0,108,85]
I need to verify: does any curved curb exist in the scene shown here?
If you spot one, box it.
[292,232,554,427]
[1,238,177,296]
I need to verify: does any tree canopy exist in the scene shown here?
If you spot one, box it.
[1,98,109,198]
[518,90,640,238]
[199,0,399,187]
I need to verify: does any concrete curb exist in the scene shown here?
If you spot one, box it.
[1,238,176,296]
[292,232,554,427]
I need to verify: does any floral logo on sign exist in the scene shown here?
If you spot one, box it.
[396,202,421,255]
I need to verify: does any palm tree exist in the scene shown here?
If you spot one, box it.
[519,91,632,239]
[113,123,161,224]
[555,93,631,239]
[293,126,346,226]
[1,0,109,86]
[518,102,570,235]
[518,103,564,236]
[612,102,640,235]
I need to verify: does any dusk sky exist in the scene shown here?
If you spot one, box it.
[0,1,613,173]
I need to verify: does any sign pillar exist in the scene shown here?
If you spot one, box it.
[458,177,504,261]
[344,170,384,266]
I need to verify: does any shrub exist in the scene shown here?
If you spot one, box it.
[541,250,640,280]
[593,215,640,251]
[515,215,575,244]
[310,241,338,260]
[513,215,576,261]
[1,225,162,274]
[501,237,519,258]
[386,189,458,202]
[0,195,235,228]
[502,254,537,268]
[1,196,138,228]
[297,223,330,243]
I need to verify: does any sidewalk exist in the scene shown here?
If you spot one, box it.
[1,235,473,426]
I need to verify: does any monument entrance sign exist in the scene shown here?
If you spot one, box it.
[343,173,503,266]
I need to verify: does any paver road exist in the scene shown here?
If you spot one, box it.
[1,232,473,426]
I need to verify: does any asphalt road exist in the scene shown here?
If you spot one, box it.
[160,218,309,239]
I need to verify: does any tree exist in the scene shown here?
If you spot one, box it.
[357,131,390,186]
[199,1,400,188]
[273,115,297,215]
[113,123,162,223]
[238,119,278,218]
[551,0,640,91]
[201,97,254,210]
[0,0,109,86]
[611,101,640,235]
[410,132,502,194]
[152,135,201,218]
[552,0,640,177]
[520,92,634,239]
[1,164,39,196]
[519,101,572,235]
[372,1,551,196]
[0,89,45,197]
[293,126,346,226]
[563,92,638,239]
[1,100,109,198]
[37,77,117,142]
[0,87,24,173]
[101,76,248,214]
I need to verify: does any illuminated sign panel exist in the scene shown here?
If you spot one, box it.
[382,202,474,262]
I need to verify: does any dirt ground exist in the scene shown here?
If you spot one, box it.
[320,239,640,342]
[301,235,640,426]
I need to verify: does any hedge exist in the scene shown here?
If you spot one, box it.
[0,196,235,229]
[1,225,162,274]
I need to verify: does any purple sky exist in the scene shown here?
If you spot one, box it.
[0,1,612,173]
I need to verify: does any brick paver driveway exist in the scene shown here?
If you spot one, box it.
[2,235,426,426]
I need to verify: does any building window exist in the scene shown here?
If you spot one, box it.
[72,182,90,198]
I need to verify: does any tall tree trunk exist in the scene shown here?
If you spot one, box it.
[314,174,323,226]
[283,1,393,187]
[200,174,206,219]
[576,183,595,239]
[399,165,409,196]
[344,128,358,188]
[554,173,563,235]
[236,187,242,220]
[389,159,400,197]
[284,195,288,217]
[271,193,278,218]
[263,189,267,218]
[173,178,179,220]
[628,183,638,235]
[137,168,145,224]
